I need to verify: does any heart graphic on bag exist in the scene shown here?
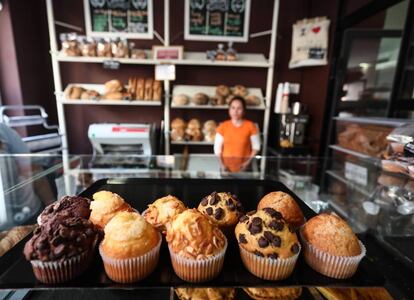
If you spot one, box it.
[312,26,321,33]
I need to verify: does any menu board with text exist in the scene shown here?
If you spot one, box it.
[84,0,153,39]
[184,0,251,42]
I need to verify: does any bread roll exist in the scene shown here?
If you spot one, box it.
[144,79,153,100]
[136,79,145,100]
[104,79,123,93]
[173,94,189,105]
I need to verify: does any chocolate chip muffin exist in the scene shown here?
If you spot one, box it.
[235,209,300,280]
[24,216,99,283]
[37,195,91,226]
[197,192,243,234]
[257,192,305,229]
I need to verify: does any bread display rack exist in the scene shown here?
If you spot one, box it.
[46,0,280,174]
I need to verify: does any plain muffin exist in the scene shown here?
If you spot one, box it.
[89,190,135,229]
[301,213,360,256]
[99,212,161,283]
[257,192,305,229]
[143,195,186,233]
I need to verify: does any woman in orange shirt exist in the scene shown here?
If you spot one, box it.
[214,96,261,172]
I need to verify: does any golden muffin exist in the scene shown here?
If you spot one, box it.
[166,209,226,259]
[258,192,305,229]
[166,209,227,282]
[89,190,135,229]
[175,287,236,300]
[301,213,365,279]
[99,212,161,283]
[143,195,186,233]
[301,213,360,257]
[197,192,244,228]
[243,287,302,300]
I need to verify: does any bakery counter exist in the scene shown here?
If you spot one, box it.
[0,154,413,299]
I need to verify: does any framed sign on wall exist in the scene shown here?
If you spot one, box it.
[84,0,154,39]
[184,0,251,42]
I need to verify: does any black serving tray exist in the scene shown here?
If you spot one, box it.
[0,178,385,290]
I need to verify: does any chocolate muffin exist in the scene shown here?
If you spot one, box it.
[24,216,99,283]
[37,196,91,225]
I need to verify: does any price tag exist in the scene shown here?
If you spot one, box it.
[103,60,120,70]
[345,162,368,186]
[155,64,176,81]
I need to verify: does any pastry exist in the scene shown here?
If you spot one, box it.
[37,195,91,226]
[111,38,129,58]
[225,94,235,104]
[243,287,302,300]
[233,85,248,97]
[186,118,203,141]
[187,118,201,129]
[127,77,136,95]
[144,78,153,100]
[96,38,112,57]
[143,195,186,233]
[171,118,187,129]
[175,288,236,300]
[202,120,217,142]
[173,94,189,105]
[191,93,209,105]
[24,216,99,283]
[130,49,147,59]
[152,80,162,101]
[103,91,123,100]
[104,79,123,93]
[80,89,100,100]
[235,209,300,280]
[99,212,161,283]
[66,86,85,99]
[171,128,186,141]
[257,192,305,229]
[216,85,230,98]
[0,225,35,257]
[89,190,135,229]
[210,95,226,106]
[226,52,237,61]
[166,209,227,282]
[197,192,243,232]
[136,78,145,100]
[301,213,365,279]
[245,95,261,106]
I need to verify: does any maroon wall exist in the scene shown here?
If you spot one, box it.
[1,0,341,155]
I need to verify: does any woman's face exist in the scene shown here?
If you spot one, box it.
[229,100,244,121]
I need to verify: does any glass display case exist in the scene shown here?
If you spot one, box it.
[0,154,413,299]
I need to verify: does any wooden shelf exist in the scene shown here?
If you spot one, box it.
[55,51,270,68]
[333,116,408,127]
[60,84,162,106]
[171,85,265,110]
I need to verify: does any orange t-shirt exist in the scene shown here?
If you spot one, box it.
[216,120,258,172]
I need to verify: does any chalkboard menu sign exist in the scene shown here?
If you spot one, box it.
[184,0,251,42]
[84,0,153,39]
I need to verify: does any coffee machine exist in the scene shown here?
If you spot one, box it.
[278,102,309,149]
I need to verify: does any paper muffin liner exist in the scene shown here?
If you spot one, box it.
[99,232,162,283]
[29,236,97,284]
[300,231,366,279]
[168,237,227,282]
[239,245,300,280]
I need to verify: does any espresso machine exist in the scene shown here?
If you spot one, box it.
[278,102,309,150]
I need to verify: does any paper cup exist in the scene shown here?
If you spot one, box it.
[99,233,162,283]
[168,238,227,282]
[29,236,97,284]
[239,245,300,280]
[300,232,366,279]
